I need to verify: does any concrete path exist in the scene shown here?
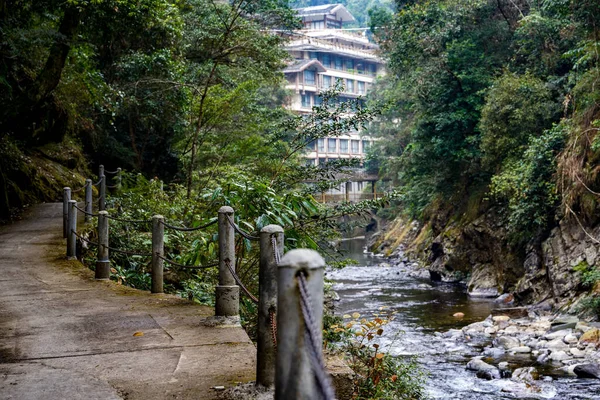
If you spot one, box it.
[0,203,256,399]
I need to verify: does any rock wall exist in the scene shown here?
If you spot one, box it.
[375,209,598,310]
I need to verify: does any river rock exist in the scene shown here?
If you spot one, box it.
[466,358,500,380]
[570,348,586,358]
[484,326,498,335]
[483,347,505,358]
[491,307,528,319]
[580,328,600,346]
[576,321,593,333]
[549,350,570,362]
[512,367,540,383]
[504,325,520,334]
[492,315,510,323]
[453,312,465,318]
[494,336,520,350]
[552,314,579,325]
[564,333,579,344]
[510,346,532,354]
[545,329,570,340]
[573,363,600,379]
[545,338,569,351]
[549,322,577,332]
[495,293,515,305]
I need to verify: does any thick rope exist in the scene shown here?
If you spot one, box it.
[72,230,99,247]
[297,273,336,400]
[104,170,119,174]
[224,258,259,304]
[71,184,87,193]
[269,308,278,348]
[74,204,100,217]
[225,214,260,241]
[93,177,103,187]
[157,254,218,269]
[161,219,217,232]
[105,215,151,224]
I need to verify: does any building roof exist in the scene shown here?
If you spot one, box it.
[295,4,355,23]
[282,59,327,74]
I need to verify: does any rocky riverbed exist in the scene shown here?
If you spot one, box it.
[448,312,600,397]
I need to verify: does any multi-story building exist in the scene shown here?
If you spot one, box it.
[282,4,385,198]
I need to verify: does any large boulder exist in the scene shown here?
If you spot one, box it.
[467,263,501,298]
[466,358,500,380]
[580,328,600,346]
[573,364,600,379]
[494,336,520,350]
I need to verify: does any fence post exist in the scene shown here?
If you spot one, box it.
[96,211,110,280]
[85,179,92,223]
[99,174,106,211]
[257,224,284,388]
[151,215,164,294]
[216,206,239,317]
[63,187,71,238]
[116,167,122,191]
[276,249,326,400]
[67,200,78,260]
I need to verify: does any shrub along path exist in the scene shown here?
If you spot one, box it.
[0,203,255,399]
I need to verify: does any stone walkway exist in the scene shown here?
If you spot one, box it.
[0,203,256,399]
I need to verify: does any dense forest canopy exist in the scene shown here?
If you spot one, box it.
[368,0,600,245]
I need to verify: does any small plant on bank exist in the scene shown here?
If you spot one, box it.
[328,311,427,400]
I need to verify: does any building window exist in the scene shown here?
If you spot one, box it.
[346,79,354,93]
[346,59,354,71]
[358,81,365,94]
[306,158,315,166]
[309,52,318,60]
[304,70,316,85]
[314,95,322,106]
[322,75,331,89]
[340,139,349,153]
[362,140,371,153]
[301,94,311,108]
[312,21,324,29]
[351,140,360,154]
[306,140,316,151]
[368,64,376,76]
[322,54,330,68]
[334,57,343,70]
[318,157,327,167]
[328,138,337,153]
[317,138,325,152]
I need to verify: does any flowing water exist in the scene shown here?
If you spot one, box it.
[327,237,600,399]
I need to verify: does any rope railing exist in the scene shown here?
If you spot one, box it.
[225,258,259,304]
[65,191,337,395]
[104,169,119,175]
[161,219,217,232]
[225,213,260,241]
[92,178,103,187]
[74,204,100,218]
[157,254,218,270]
[105,214,152,225]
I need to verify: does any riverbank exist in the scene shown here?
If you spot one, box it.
[330,236,600,399]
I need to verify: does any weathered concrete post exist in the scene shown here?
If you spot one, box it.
[84,179,93,222]
[151,215,164,294]
[67,200,78,260]
[276,249,326,400]
[216,206,239,317]
[116,168,122,191]
[99,174,106,212]
[345,181,352,202]
[371,180,377,200]
[257,224,284,388]
[63,187,71,238]
[95,211,110,280]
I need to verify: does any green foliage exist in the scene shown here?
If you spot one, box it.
[332,312,427,399]
[489,123,567,242]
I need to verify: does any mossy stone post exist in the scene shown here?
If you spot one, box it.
[151,215,164,294]
[257,224,284,388]
[84,179,93,223]
[216,206,239,317]
[63,187,71,238]
[276,249,326,400]
[67,200,77,260]
[95,211,110,280]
